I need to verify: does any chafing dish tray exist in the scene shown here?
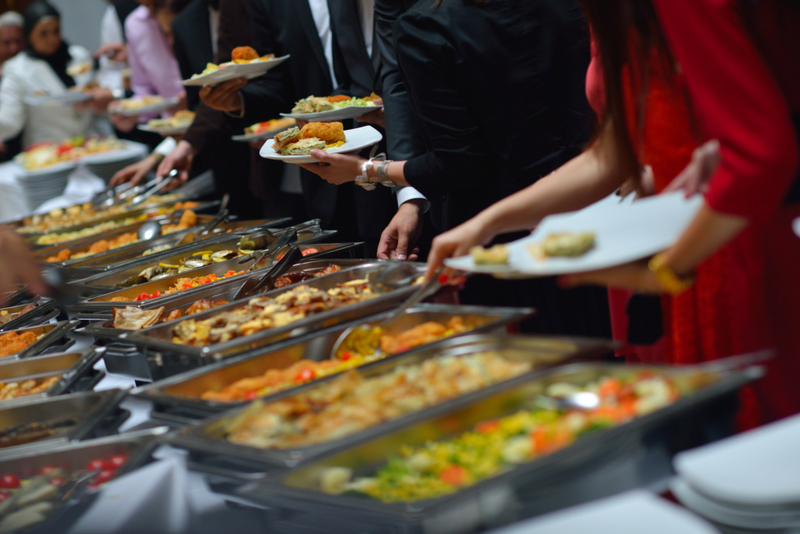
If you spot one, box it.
[0,389,129,460]
[165,333,612,464]
[0,321,78,360]
[0,298,58,332]
[135,305,539,423]
[123,262,426,361]
[0,348,104,406]
[0,285,33,307]
[0,427,169,534]
[231,359,761,534]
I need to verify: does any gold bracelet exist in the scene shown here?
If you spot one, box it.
[648,252,695,295]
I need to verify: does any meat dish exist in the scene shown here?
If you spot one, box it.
[0,304,37,327]
[0,376,59,401]
[111,298,229,330]
[109,269,243,303]
[273,122,346,156]
[0,331,39,358]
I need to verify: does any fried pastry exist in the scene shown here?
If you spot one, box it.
[232,46,259,62]
[272,127,301,152]
[280,138,327,155]
[470,244,509,265]
[528,232,596,260]
[300,122,345,145]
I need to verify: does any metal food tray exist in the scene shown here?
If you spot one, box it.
[0,321,78,360]
[165,332,611,459]
[0,389,129,460]
[0,427,169,534]
[33,211,220,268]
[233,360,761,534]
[123,262,426,360]
[0,285,34,307]
[135,305,538,423]
[0,298,59,331]
[0,348,104,406]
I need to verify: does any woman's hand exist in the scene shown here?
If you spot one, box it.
[378,199,424,261]
[426,217,496,281]
[299,150,363,185]
[559,259,663,294]
[110,154,159,187]
[156,140,195,184]
[0,230,47,305]
[199,78,246,113]
[663,140,721,196]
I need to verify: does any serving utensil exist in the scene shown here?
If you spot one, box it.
[136,220,161,241]
[130,169,177,206]
[233,246,303,301]
[233,231,299,300]
[41,267,80,311]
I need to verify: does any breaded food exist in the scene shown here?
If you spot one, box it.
[528,232,596,260]
[470,244,509,265]
[327,94,351,103]
[231,46,259,62]
[272,127,301,152]
[280,138,326,155]
[300,122,345,145]
[292,96,333,114]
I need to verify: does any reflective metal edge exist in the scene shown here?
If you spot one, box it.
[0,297,58,331]
[1,320,79,360]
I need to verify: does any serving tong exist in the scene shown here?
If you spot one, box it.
[233,230,299,300]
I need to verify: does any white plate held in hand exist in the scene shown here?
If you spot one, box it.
[182,55,290,87]
[280,103,382,122]
[259,125,383,164]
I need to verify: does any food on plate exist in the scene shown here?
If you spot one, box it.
[171,278,379,346]
[0,331,39,358]
[192,47,275,77]
[528,232,596,260]
[112,299,230,330]
[0,304,37,327]
[146,110,195,131]
[66,61,91,77]
[224,352,532,448]
[109,270,244,302]
[291,94,379,114]
[114,249,242,288]
[17,136,124,171]
[274,122,346,155]
[321,372,687,501]
[0,376,59,401]
[470,244,509,265]
[244,118,296,136]
[43,209,198,262]
[231,46,258,62]
[0,452,129,532]
[273,264,341,289]
[115,94,165,111]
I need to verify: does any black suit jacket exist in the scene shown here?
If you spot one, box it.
[241,0,392,234]
[396,0,591,230]
[172,0,214,110]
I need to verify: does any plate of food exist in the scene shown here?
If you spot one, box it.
[23,91,92,107]
[14,136,126,173]
[280,93,382,122]
[444,191,704,277]
[232,117,296,142]
[183,46,289,87]
[113,95,180,116]
[259,122,382,164]
[138,110,196,136]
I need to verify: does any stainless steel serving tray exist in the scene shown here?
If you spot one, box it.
[0,285,34,307]
[166,332,614,465]
[123,262,426,360]
[133,306,540,423]
[0,348,104,406]
[0,321,78,360]
[0,389,129,460]
[0,298,59,331]
[233,360,761,534]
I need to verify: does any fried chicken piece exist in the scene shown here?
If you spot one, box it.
[273,127,301,152]
[46,249,72,263]
[179,210,197,229]
[87,240,110,255]
[299,122,345,145]
[164,309,183,322]
[231,46,259,62]
[326,94,351,103]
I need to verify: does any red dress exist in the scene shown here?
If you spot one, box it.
[653,0,800,422]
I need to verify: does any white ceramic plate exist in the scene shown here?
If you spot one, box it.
[114,96,180,117]
[23,92,91,107]
[80,142,148,165]
[232,121,296,143]
[259,125,382,164]
[138,123,191,137]
[444,191,703,277]
[280,103,382,122]
[12,158,78,177]
[181,55,290,87]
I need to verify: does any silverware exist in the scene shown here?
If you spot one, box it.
[130,169,177,206]
[233,246,303,301]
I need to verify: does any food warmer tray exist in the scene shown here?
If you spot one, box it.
[33,211,220,270]
[164,332,612,460]
[25,200,220,249]
[134,305,539,423]
[230,360,761,534]
[0,321,79,360]
[0,298,59,332]
[123,262,427,360]
[0,427,170,534]
[0,285,35,307]
[0,348,105,406]
[69,231,348,295]
[0,389,130,460]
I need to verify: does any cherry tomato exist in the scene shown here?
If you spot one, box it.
[86,459,107,472]
[38,466,59,476]
[0,491,10,502]
[91,470,115,488]
[339,351,352,362]
[295,368,316,382]
[0,474,20,489]
[244,391,259,401]
[152,291,161,299]
[301,248,318,256]
[107,455,128,469]
[49,477,67,487]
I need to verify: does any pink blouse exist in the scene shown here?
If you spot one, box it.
[124,5,183,101]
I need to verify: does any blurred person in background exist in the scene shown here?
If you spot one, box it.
[0,1,106,148]
[0,11,24,161]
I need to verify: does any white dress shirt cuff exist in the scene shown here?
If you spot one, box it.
[396,187,430,213]
[153,136,178,157]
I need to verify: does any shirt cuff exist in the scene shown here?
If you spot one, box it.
[396,186,430,213]
[153,136,177,157]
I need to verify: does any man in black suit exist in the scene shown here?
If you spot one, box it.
[199,0,394,253]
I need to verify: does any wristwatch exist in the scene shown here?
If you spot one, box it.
[355,153,395,191]
[648,252,694,295]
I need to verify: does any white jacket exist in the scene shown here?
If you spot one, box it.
[0,45,97,148]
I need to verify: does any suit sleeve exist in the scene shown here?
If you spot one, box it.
[654,0,799,223]
[395,15,491,199]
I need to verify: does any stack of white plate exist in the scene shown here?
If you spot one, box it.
[672,414,800,533]
[82,141,148,183]
[15,161,75,210]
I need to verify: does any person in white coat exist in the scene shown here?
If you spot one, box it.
[0,2,102,148]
